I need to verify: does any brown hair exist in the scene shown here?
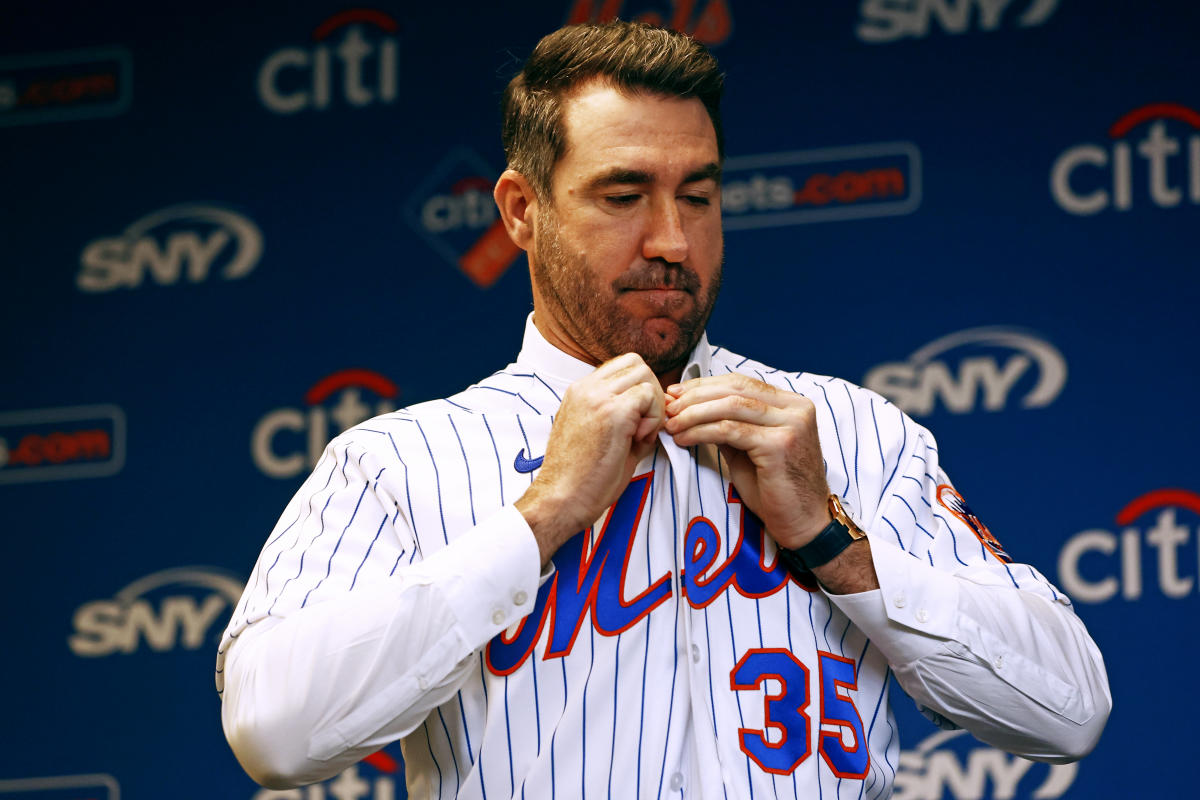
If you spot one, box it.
[501,20,725,200]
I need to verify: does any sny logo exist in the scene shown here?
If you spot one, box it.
[403,148,522,288]
[1051,102,1200,215]
[566,0,733,46]
[894,728,1076,799]
[77,204,263,293]
[0,405,125,485]
[257,9,400,114]
[69,567,245,657]
[1058,488,1200,604]
[720,143,920,230]
[856,0,1059,44]
[863,326,1066,416]
[252,369,399,479]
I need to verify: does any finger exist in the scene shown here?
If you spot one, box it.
[665,393,794,435]
[622,382,666,441]
[592,354,660,395]
[669,417,779,452]
[666,374,793,415]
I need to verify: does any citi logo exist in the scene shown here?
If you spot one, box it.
[0,404,125,484]
[257,9,399,115]
[404,148,521,287]
[69,567,244,657]
[721,142,921,230]
[863,327,1066,416]
[856,0,1059,44]
[1051,103,1200,215]
[896,728,1076,799]
[77,204,263,293]
[566,0,733,46]
[250,749,401,800]
[251,369,399,479]
[1058,489,1200,604]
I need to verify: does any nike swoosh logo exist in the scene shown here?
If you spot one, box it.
[514,449,544,473]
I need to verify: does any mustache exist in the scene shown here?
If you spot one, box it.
[613,262,701,292]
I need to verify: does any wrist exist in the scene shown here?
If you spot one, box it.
[515,487,580,564]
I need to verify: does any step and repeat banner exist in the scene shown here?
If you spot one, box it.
[3,1,1197,798]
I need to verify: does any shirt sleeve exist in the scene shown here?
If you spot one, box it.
[825,422,1112,764]
[215,431,544,788]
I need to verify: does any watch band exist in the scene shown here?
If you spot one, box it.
[778,495,866,572]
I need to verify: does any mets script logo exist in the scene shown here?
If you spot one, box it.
[894,729,1076,799]
[69,567,244,657]
[1051,102,1200,215]
[77,204,263,292]
[856,0,1059,44]
[1058,488,1200,604]
[257,8,400,114]
[486,476,815,674]
[403,147,521,288]
[863,327,1067,416]
[567,0,732,45]
[250,748,401,800]
[0,46,132,127]
[0,405,125,485]
[251,369,399,478]
[721,142,920,230]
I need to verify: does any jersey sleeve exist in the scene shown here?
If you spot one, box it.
[827,409,1112,763]
[215,424,543,787]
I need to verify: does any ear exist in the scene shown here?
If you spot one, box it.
[493,169,539,252]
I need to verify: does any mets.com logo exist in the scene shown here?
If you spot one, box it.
[0,773,119,799]
[252,369,399,478]
[864,327,1067,416]
[1051,102,1200,215]
[69,566,244,657]
[894,729,1076,799]
[252,749,402,799]
[0,46,132,127]
[720,142,921,230]
[1058,488,1200,604]
[77,204,263,293]
[0,405,125,485]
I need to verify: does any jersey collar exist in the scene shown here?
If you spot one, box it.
[514,313,712,392]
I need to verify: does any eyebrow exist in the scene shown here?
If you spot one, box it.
[585,162,722,190]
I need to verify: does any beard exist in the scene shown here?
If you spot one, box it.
[532,205,723,375]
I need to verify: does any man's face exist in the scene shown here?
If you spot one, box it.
[529,81,723,375]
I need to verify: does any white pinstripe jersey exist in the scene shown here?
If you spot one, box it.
[219,320,1070,799]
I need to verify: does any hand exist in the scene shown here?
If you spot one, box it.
[516,353,666,564]
[664,374,830,549]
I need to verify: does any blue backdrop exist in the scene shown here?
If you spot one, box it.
[3,1,1197,798]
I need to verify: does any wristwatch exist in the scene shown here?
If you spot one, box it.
[778,495,866,572]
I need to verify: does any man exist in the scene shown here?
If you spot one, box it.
[218,20,1110,797]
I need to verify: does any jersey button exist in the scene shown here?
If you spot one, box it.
[669,772,684,791]
[513,590,528,606]
[892,592,907,608]
[491,609,506,626]
[915,608,929,623]
[691,644,701,664]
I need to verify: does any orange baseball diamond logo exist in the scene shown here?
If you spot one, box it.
[403,148,522,288]
[567,0,733,46]
[937,485,1011,563]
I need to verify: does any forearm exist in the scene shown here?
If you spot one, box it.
[220,506,542,788]
[829,538,1111,762]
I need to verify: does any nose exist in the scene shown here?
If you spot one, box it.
[642,196,689,264]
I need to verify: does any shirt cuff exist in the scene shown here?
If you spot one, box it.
[405,504,544,651]
[825,536,962,667]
